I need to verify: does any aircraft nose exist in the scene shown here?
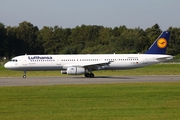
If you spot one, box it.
[4,62,11,69]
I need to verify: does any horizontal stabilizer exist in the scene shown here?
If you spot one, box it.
[156,55,173,62]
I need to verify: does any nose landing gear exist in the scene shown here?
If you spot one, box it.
[23,71,26,78]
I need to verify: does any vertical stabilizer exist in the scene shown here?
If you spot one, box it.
[145,31,170,54]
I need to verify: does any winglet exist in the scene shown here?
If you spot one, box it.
[145,31,170,54]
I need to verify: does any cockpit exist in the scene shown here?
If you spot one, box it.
[4,59,19,69]
[10,59,18,62]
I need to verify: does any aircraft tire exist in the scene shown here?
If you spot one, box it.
[90,73,94,78]
[84,73,89,77]
[23,75,26,78]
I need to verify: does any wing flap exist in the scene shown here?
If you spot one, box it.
[63,61,112,69]
[81,61,111,67]
[81,61,112,70]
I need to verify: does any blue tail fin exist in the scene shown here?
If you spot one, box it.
[145,31,170,54]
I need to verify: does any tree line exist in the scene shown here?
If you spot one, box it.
[0,21,180,60]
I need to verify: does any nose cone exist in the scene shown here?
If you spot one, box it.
[4,62,11,69]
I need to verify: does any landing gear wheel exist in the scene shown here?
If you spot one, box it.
[84,73,94,78]
[90,73,94,78]
[84,73,90,77]
[23,75,26,78]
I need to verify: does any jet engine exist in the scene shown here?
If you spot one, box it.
[61,67,85,75]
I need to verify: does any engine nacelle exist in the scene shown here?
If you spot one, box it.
[61,67,85,75]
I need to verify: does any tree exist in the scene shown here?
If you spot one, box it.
[0,23,6,56]
[145,23,162,46]
[167,27,180,55]
[134,28,149,53]
[16,21,42,54]
[4,26,19,59]
[2,22,180,58]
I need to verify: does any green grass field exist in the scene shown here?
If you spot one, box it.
[0,64,180,119]
[0,83,180,120]
[0,63,180,77]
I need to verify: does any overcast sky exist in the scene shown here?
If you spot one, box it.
[1,0,180,30]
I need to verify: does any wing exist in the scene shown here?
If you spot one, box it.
[63,61,113,70]
[81,61,112,70]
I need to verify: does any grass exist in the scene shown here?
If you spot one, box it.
[0,83,180,120]
[1,64,180,119]
[0,63,180,77]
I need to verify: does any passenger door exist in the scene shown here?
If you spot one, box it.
[57,58,61,65]
[143,57,147,64]
[22,56,27,66]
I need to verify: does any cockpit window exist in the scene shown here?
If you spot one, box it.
[10,59,18,62]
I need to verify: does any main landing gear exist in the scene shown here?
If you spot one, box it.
[23,71,26,78]
[84,73,95,78]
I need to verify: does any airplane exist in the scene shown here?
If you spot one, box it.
[4,31,173,78]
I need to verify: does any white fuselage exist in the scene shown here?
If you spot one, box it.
[4,54,173,71]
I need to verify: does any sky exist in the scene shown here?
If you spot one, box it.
[0,0,180,30]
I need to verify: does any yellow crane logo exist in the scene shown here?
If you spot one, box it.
[157,38,167,49]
